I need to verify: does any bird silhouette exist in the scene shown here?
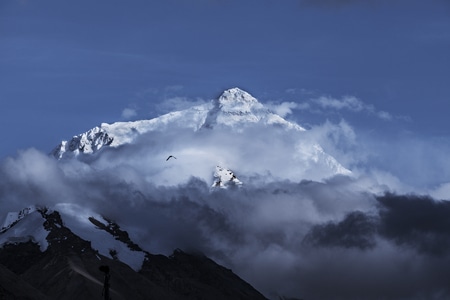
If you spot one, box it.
[166,155,177,161]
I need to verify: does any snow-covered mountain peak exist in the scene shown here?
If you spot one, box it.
[50,88,350,182]
[52,88,306,159]
[216,87,263,115]
[218,87,259,105]
[202,87,303,130]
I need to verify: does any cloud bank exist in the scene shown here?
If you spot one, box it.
[311,95,393,120]
[1,122,450,299]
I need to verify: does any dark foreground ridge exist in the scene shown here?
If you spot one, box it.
[0,210,267,300]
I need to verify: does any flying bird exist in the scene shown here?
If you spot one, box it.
[166,155,177,161]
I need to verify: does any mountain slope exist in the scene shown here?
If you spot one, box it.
[51,88,350,185]
[52,88,306,159]
[0,262,49,300]
[0,206,267,300]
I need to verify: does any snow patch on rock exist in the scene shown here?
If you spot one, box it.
[212,166,243,188]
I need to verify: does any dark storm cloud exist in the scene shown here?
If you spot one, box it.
[2,142,450,299]
[377,193,450,256]
[301,193,450,256]
[294,194,450,299]
[303,210,377,250]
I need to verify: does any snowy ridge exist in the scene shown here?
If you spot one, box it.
[0,207,48,251]
[52,126,113,159]
[55,203,146,271]
[52,88,305,158]
[0,204,148,271]
[1,206,36,232]
[51,104,212,158]
[296,144,352,176]
[51,88,351,182]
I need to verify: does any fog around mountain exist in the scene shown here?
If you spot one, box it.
[1,89,450,299]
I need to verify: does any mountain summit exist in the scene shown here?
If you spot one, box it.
[51,88,350,183]
[219,87,259,105]
[52,88,304,159]
[201,88,305,131]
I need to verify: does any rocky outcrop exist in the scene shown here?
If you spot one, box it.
[0,209,267,300]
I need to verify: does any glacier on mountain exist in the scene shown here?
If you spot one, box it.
[0,204,148,271]
[1,206,36,232]
[0,208,49,251]
[51,88,351,184]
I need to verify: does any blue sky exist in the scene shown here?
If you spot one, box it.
[1,0,450,188]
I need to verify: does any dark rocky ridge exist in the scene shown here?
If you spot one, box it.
[0,209,267,300]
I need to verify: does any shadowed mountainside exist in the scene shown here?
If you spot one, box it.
[0,210,267,300]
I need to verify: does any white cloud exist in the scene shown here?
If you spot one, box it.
[430,182,450,200]
[266,101,308,117]
[313,95,367,112]
[285,87,315,95]
[2,121,450,299]
[285,88,296,94]
[2,143,450,299]
[274,102,298,117]
[2,102,450,299]
[311,95,395,121]
[302,119,359,168]
[157,96,208,112]
[377,110,393,120]
[121,108,137,119]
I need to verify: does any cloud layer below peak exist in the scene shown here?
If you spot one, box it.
[2,120,450,299]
